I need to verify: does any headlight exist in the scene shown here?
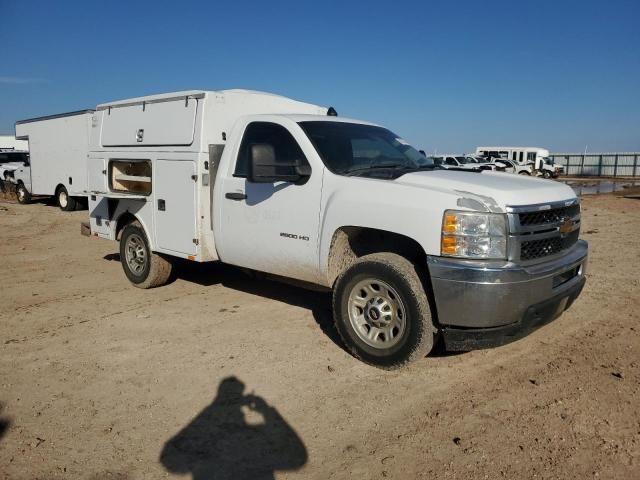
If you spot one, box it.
[441,210,507,259]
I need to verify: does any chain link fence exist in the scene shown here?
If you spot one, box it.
[550,153,640,177]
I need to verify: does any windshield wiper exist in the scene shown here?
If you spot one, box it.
[343,163,407,176]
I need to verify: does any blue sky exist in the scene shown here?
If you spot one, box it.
[1,0,638,153]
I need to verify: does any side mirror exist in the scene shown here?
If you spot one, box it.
[249,143,310,183]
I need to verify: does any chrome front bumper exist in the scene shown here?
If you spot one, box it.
[427,240,588,350]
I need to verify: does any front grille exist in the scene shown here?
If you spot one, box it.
[520,230,579,261]
[519,204,580,226]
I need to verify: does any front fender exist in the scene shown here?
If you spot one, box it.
[318,174,462,282]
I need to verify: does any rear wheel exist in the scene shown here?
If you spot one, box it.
[120,222,172,289]
[16,183,31,204]
[57,186,77,211]
[333,252,435,369]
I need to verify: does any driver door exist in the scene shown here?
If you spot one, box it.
[216,121,323,283]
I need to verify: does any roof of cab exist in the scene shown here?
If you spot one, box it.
[252,113,379,127]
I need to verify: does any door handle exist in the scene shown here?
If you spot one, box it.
[225,192,247,201]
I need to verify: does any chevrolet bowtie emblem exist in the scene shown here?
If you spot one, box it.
[559,217,573,234]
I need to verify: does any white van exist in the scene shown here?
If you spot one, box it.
[14,110,94,209]
[475,146,563,178]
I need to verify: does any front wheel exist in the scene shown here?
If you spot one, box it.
[518,170,530,175]
[542,170,552,179]
[333,252,435,369]
[120,222,172,289]
[16,183,31,204]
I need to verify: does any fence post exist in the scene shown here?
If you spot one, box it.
[598,155,603,176]
[580,154,585,176]
[614,154,618,177]
[634,154,638,177]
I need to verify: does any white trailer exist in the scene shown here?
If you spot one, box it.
[83,89,588,369]
[14,110,94,209]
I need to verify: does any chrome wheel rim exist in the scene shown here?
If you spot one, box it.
[59,190,68,208]
[347,278,407,349]
[125,233,147,275]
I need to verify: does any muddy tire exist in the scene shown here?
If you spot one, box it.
[16,183,31,204]
[333,252,435,369]
[57,186,77,211]
[120,222,172,289]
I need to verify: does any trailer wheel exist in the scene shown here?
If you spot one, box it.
[332,252,435,369]
[16,183,31,204]
[120,222,172,289]
[57,186,77,211]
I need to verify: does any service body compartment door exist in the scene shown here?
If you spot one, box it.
[88,194,112,238]
[154,160,197,256]
[101,99,197,147]
[87,158,106,193]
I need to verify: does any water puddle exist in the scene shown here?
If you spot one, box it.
[562,180,640,196]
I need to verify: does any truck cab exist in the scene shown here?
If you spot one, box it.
[85,90,587,368]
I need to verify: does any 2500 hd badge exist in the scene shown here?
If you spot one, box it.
[280,232,310,241]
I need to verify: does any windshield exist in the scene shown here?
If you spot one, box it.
[541,156,554,165]
[298,121,433,175]
[455,156,470,164]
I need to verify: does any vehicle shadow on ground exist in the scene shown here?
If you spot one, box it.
[3,194,88,210]
[159,376,307,480]
[103,255,458,359]
[28,197,58,207]
[0,403,10,446]
[103,254,346,352]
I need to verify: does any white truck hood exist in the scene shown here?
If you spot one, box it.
[396,170,576,211]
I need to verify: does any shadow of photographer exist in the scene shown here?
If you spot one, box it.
[0,402,10,446]
[160,376,307,480]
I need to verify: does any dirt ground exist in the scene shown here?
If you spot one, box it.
[0,192,638,479]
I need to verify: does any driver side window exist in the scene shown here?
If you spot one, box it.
[234,122,308,178]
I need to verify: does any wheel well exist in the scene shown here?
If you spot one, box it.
[327,227,428,286]
[115,212,139,240]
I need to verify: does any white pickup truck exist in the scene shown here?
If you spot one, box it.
[0,150,30,188]
[83,90,588,368]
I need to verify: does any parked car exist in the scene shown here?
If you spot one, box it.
[80,89,588,369]
[490,159,534,175]
[430,155,478,170]
[464,155,490,164]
